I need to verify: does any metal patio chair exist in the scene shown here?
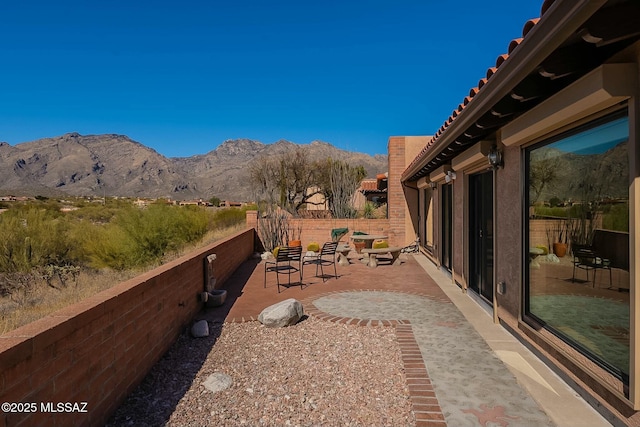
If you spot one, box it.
[264,245,303,292]
[302,241,339,282]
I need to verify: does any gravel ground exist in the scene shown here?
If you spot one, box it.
[107,316,415,427]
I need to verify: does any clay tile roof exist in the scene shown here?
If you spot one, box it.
[496,54,509,68]
[401,2,544,181]
[360,179,378,191]
[541,0,556,16]
[523,18,540,36]
[402,2,556,182]
[508,38,523,53]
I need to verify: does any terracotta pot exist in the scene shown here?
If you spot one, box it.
[354,241,365,254]
[553,242,567,258]
[288,240,301,247]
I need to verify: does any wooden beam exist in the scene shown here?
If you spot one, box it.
[579,2,640,46]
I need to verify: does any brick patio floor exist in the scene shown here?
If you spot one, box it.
[210,252,446,323]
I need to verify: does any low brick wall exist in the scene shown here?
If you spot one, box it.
[247,211,391,249]
[0,228,256,427]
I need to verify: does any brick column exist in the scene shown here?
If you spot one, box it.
[388,137,407,247]
[246,210,258,231]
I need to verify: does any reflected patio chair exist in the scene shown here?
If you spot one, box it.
[264,246,303,293]
[572,247,612,288]
[302,241,339,282]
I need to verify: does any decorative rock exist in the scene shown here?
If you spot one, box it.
[203,372,233,394]
[191,320,209,337]
[261,251,274,261]
[258,298,304,328]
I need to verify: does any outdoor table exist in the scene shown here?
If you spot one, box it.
[349,234,388,249]
[349,234,388,263]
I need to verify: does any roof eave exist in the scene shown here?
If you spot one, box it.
[401,0,608,182]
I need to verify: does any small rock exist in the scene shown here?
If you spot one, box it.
[203,372,233,394]
[191,320,209,337]
[258,298,304,328]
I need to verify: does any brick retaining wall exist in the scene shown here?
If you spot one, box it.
[0,228,256,427]
[247,212,391,248]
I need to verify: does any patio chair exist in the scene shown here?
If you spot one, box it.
[302,241,339,282]
[264,246,303,293]
[572,247,612,288]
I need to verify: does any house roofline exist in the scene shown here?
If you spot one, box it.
[401,0,607,182]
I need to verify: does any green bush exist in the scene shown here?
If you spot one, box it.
[81,204,210,270]
[0,202,224,272]
[0,208,74,272]
[212,207,246,229]
[602,203,629,232]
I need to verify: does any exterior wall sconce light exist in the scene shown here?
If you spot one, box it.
[429,181,437,189]
[444,170,457,183]
[487,147,503,170]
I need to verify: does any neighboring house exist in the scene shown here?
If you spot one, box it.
[179,199,209,206]
[354,173,388,210]
[387,0,640,424]
[304,186,328,211]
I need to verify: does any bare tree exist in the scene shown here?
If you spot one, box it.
[529,148,560,205]
[248,148,323,216]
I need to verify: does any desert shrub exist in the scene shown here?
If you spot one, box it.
[81,204,210,270]
[362,201,376,219]
[602,203,629,232]
[66,204,121,224]
[81,223,139,270]
[0,208,74,273]
[212,207,247,229]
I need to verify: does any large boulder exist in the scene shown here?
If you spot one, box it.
[258,298,304,328]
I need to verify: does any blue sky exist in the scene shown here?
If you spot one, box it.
[1,1,543,157]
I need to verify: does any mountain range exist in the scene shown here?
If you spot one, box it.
[0,133,388,201]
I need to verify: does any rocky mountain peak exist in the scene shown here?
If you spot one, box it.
[216,139,264,156]
[0,133,388,201]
